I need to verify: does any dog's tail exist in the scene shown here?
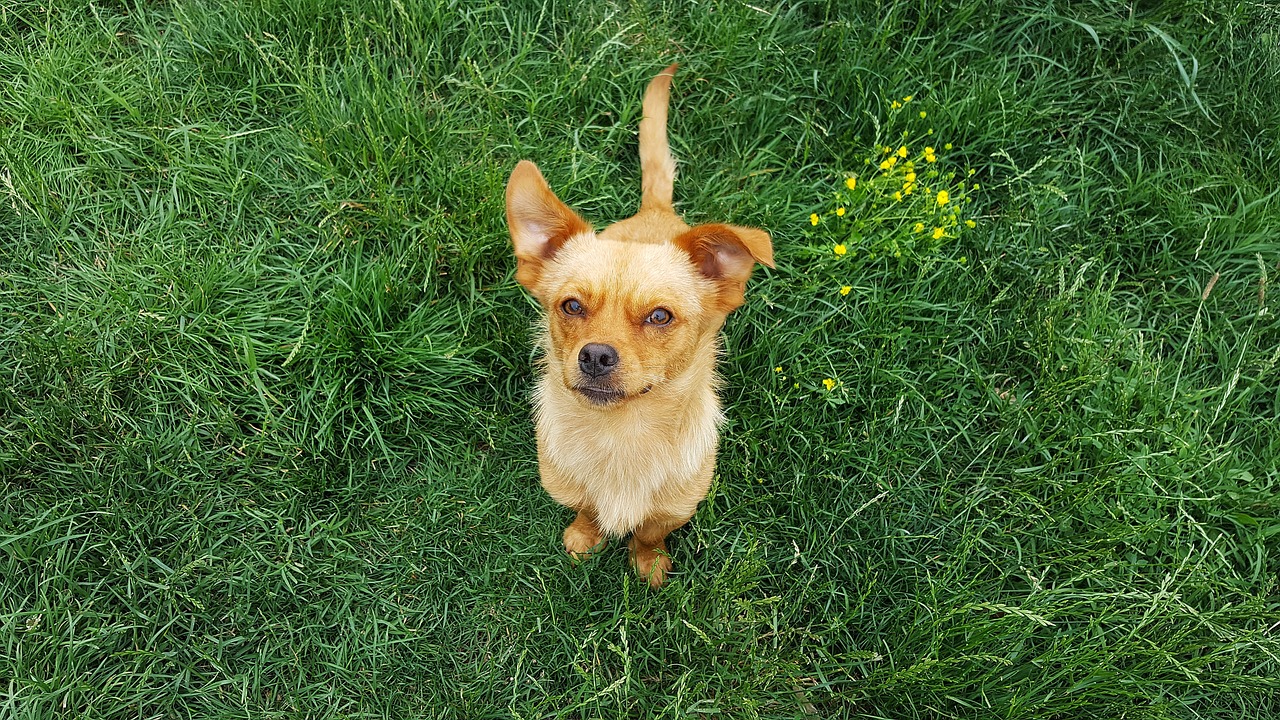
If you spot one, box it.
[639,63,679,213]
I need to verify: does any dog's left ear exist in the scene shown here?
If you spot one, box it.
[674,223,774,313]
[506,160,593,294]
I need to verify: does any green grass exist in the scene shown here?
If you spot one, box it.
[2,0,1278,717]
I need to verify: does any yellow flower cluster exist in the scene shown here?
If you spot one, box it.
[772,365,842,397]
[806,91,979,269]
[789,92,981,399]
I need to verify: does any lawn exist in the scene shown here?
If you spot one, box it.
[2,1,1279,717]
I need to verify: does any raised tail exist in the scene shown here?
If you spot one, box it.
[639,63,679,213]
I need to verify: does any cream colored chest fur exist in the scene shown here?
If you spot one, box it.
[534,376,721,536]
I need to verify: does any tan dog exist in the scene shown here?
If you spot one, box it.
[505,64,773,587]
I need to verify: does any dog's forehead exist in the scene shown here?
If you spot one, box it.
[546,236,707,310]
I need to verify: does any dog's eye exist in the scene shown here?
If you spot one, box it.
[561,298,584,316]
[646,308,673,326]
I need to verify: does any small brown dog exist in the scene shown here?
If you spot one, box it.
[505,64,773,587]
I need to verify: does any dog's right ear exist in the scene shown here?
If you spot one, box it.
[506,160,593,292]
[674,223,774,314]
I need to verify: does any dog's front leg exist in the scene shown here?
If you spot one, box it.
[563,509,607,560]
[629,515,690,588]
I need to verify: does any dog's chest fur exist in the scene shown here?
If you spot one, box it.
[534,375,721,536]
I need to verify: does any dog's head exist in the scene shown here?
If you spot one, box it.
[506,160,772,408]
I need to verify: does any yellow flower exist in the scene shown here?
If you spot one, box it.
[913,222,924,233]
[932,227,944,240]
[965,219,976,228]
[822,378,836,391]
[897,145,908,158]
[845,177,857,190]
[902,183,913,195]
[833,244,847,255]
[944,143,953,150]
[810,213,820,226]
[893,191,902,201]
[891,100,902,110]
[774,366,782,372]
[969,168,976,175]
[840,286,851,296]
[936,190,950,205]
[836,207,846,217]
[904,95,914,102]
[882,145,892,154]
[905,171,916,183]
[919,111,927,118]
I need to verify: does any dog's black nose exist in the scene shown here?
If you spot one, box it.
[578,343,619,378]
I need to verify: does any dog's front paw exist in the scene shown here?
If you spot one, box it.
[563,514,606,560]
[629,540,673,588]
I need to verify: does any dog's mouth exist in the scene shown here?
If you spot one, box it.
[574,385,625,405]
[572,383,654,406]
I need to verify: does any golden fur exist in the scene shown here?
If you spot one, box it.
[505,65,773,587]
